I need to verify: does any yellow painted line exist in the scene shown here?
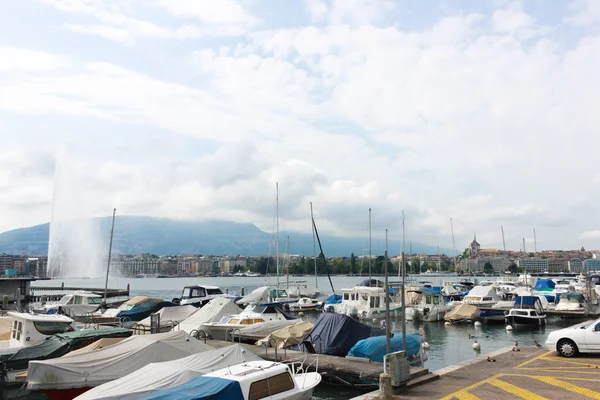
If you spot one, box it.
[515,351,554,369]
[528,376,600,399]
[456,392,481,400]
[440,373,503,400]
[517,368,600,375]
[488,378,549,400]
[535,357,600,367]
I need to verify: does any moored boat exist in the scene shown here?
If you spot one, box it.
[287,297,321,312]
[505,296,546,326]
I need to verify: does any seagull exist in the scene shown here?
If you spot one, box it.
[487,356,496,362]
[534,340,542,348]
[468,334,478,339]
[512,340,520,352]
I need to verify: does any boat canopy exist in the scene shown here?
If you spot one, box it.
[178,297,242,334]
[75,344,260,400]
[2,328,132,371]
[415,287,442,295]
[358,279,384,287]
[324,293,342,304]
[256,320,313,349]
[236,286,269,305]
[27,330,213,391]
[464,285,497,298]
[143,376,244,400]
[348,333,421,362]
[534,279,556,291]
[557,292,585,302]
[234,319,302,341]
[445,303,479,322]
[137,305,197,328]
[301,313,382,356]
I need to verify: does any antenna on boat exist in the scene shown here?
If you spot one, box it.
[401,210,406,353]
[384,229,391,355]
[450,218,457,274]
[311,204,335,293]
[103,208,116,306]
[310,202,318,289]
[368,208,372,286]
[522,237,526,254]
[501,225,506,252]
[276,182,280,289]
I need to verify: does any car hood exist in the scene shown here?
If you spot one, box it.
[547,320,594,340]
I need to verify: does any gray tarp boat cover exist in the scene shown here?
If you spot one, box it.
[27,330,213,391]
[236,286,270,305]
[75,344,262,400]
[137,305,197,328]
[235,319,302,341]
[444,303,479,323]
[301,313,382,356]
[177,297,242,334]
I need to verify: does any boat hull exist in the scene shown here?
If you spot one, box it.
[505,315,546,326]
[41,387,90,400]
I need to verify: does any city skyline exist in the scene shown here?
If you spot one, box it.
[1,1,599,251]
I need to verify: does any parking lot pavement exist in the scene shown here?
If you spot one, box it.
[402,347,600,399]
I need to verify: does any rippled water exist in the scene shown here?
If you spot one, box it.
[27,275,588,399]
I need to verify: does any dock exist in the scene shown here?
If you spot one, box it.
[29,283,130,301]
[352,346,600,399]
[205,339,434,388]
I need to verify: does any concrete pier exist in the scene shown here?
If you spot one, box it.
[352,346,600,399]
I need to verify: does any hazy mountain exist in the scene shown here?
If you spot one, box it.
[0,216,451,256]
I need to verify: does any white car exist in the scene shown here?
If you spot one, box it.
[545,318,600,357]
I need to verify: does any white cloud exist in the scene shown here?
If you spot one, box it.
[0,47,69,72]
[580,231,600,240]
[152,0,257,26]
[1,1,600,252]
[566,0,600,27]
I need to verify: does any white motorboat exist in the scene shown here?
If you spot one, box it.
[175,285,225,307]
[35,291,103,317]
[329,286,403,320]
[462,285,501,307]
[505,296,546,326]
[406,289,448,322]
[287,297,321,312]
[555,292,586,311]
[0,312,77,358]
[202,304,298,341]
[203,360,321,400]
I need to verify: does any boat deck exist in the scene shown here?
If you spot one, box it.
[205,339,430,387]
[353,346,600,399]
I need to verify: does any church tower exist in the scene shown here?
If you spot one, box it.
[470,233,480,257]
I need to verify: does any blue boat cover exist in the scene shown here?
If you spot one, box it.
[347,333,421,362]
[302,313,381,356]
[556,292,585,302]
[534,279,556,291]
[144,376,244,400]
[325,294,342,304]
[513,296,538,307]
[416,287,442,294]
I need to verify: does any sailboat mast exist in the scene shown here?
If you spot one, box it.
[437,245,440,274]
[286,236,290,289]
[401,210,406,353]
[310,202,318,289]
[450,218,457,274]
[368,208,372,286]
[103,208,116,305]
[501,225,506,251]
[384,229,390,355]
[276,182,280,289]
[533,229,537,255]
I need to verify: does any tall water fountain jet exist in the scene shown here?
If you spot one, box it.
[47,151,108,278]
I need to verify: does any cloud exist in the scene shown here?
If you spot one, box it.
[580,230,600,240]
[0,47,69,72]
[1,0,600,253]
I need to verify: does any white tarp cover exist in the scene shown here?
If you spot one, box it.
[256,320,313,348]
[75,344,262,400]
[444,303,479,322]
[236,286,269,305]
[64,338,127,357]
[236,319,302,341]
[27,330,213,390]
[137,305,197,328]
[177,297,242,334]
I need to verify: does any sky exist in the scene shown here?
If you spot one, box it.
[0,0,599,253]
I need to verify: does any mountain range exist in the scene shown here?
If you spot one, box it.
[0,216,450,257]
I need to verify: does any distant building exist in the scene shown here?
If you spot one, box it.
[518,258,548,272]
[470,234,481,257]
[548,258,569,273]
[477,257,510,273]
[569,258,584,273]
[585,259,600,272]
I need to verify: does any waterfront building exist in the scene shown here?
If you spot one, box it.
[517,258,548,272]
[470,234,481,257]
[477,257,510,273]
[585,258,600,272]
[569,258,584,273]
[548,258,569,273]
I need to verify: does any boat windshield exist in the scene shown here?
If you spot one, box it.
[182,287,207,299]
[207,288,223,295]
[58,296,73,306]
[33,321,75,335]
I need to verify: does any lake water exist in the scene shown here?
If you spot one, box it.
[27,275,583,400]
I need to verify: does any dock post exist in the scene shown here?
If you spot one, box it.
[226,288,229,294]
[41,295,47,306]
[241,288,245,296]
[15,288,21,312]
[61,282,64,290]
[379,373,393,400]
[127,283,130,294]
[2,295,7,310]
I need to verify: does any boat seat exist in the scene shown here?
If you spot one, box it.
[301,340,316,354]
